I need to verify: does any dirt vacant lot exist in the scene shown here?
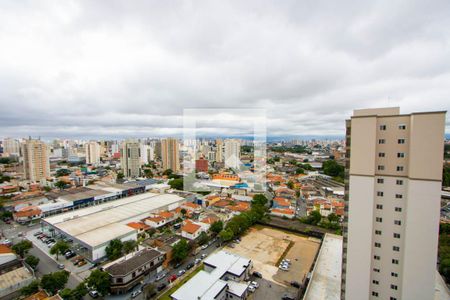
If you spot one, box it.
[225,226,320,286]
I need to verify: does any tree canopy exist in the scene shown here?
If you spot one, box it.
[210,220,223,235]
[123,240,137,254]
[50,241,70,260]
[322,160,344,180]
[41,270,70,295]
[12,240,33,258]
[86,270,110,296]
[172,239,190,263]
[169,178,183,190]
[105,239,123,260]
[20,280,40,296]
[25,255,40,269]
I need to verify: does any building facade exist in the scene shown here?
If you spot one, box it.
[2,138,21,157]
[120,140,141,178]
[161,138,180,172]
[85,141,101,165]
[224,139,240,169]
[341,107,446,300]
[22,138,50,183]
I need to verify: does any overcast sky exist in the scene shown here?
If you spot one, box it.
[1,0,449,139]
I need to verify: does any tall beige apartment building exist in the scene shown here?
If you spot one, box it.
[22,138,50,183]
[215,139,223,163]
[161,138,180,172]
[120,140,141,178]
[85,141,101,165]
[342,107,446,300]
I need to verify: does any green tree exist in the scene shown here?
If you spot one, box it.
[123,240,137,254]
[50,241,70,260]
[172,239,190,263]
[322,160,345,179]
[144,169,153,178]
[295,168,305,175]
[301,210,322,225]
[105,239,123,260]
[287,180,294,189]
[197,231,209,246]
[41,270,70,295]
[252,194,268,207]
[117,172,124,180]
[86,270,110,296]
[56,169,71,177]
[180,208,187,217]
[55,180,67,190]
[12,240,33,258]
[327,213,339,223]
[20,280,40,296]
[143,283,156,300]
[59,288,73,300]
[443,166,450,187]
[163,169,173,176]
[219,229,234,242]
[44,186,52,192]
[210,220,223,235]
[25,255,40,269]
[72,283,88,300]
[169,178,183,190]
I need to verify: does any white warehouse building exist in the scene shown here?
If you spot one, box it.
[42,192,185,262]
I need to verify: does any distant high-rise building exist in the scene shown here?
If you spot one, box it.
[215,139,223,163]
[85,141,101,165]
[342,107,446,300]
[22,138,50,183]
[195,157,208,173]
[120,140,141,178]
[154,140,162,160]
[3,138,21,156]
[140,144,154,164]
[161,138,180,172]
[224,139,240,169]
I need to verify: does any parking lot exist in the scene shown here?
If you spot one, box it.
[26,229,93,281]
[225,226,321,299]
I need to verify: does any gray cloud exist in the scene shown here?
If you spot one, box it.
[0,0,449,139]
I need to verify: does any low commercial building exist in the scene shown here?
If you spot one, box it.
[0,247,34,299]
[171,251,252,300]
[42,192,185,262]
[103,248,165,295]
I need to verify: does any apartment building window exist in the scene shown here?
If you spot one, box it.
[378,152,386,158]
[392,259,399,264]
[376,204,383,209]
[377,178,384,183]
[375,230,382,235]
[395,207,402,212]
[391,272,398,277]
[378,165,385,171]
[397,152,405,158]
[379,139,386,144]
[394,233,401,239]
[380,125,387,130]
[394,220,401,225]
[373,280,379,285]
[372,291,379,297]
[398,138,406,144]
[377,191,384,196]
[390,297,397,300]
[373,268,380,273]
[398,124,406,130]
[376,217,382,223]
[391,284,398,290]
[374,255,381,260]
[396,166,404,171]
[375,242,381,248]
[396,180,403,185]
[395,194,403,199]
[393,246,400,252]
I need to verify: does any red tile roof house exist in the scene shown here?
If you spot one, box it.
[272,197,291,209]
[126,222,150,233]
[270,208,296,219]
[181,220,203,240]
[13,207,42,224]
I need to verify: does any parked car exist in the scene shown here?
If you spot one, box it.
[47,242,56,248]
[65,251,76,259]
[168,274,177,283]
[33,231,43,236]
[194,258,202,264]
[174,262,182,269]
[201,244,208,250]
[88,290,99,298]
[250,281,259,288]
[290,281,301,288]
[157,283,167,291]
[279,265,289,271]
[252,271,263,278]
[248,286,256,293]
[1,239,12,246]
[186,262,195,270]
[131,289,142,298]
[77,260,87,267]
[201,254,207,259]
[177,269,186,276]
[58,264,65,270]
[155,272,167,281]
